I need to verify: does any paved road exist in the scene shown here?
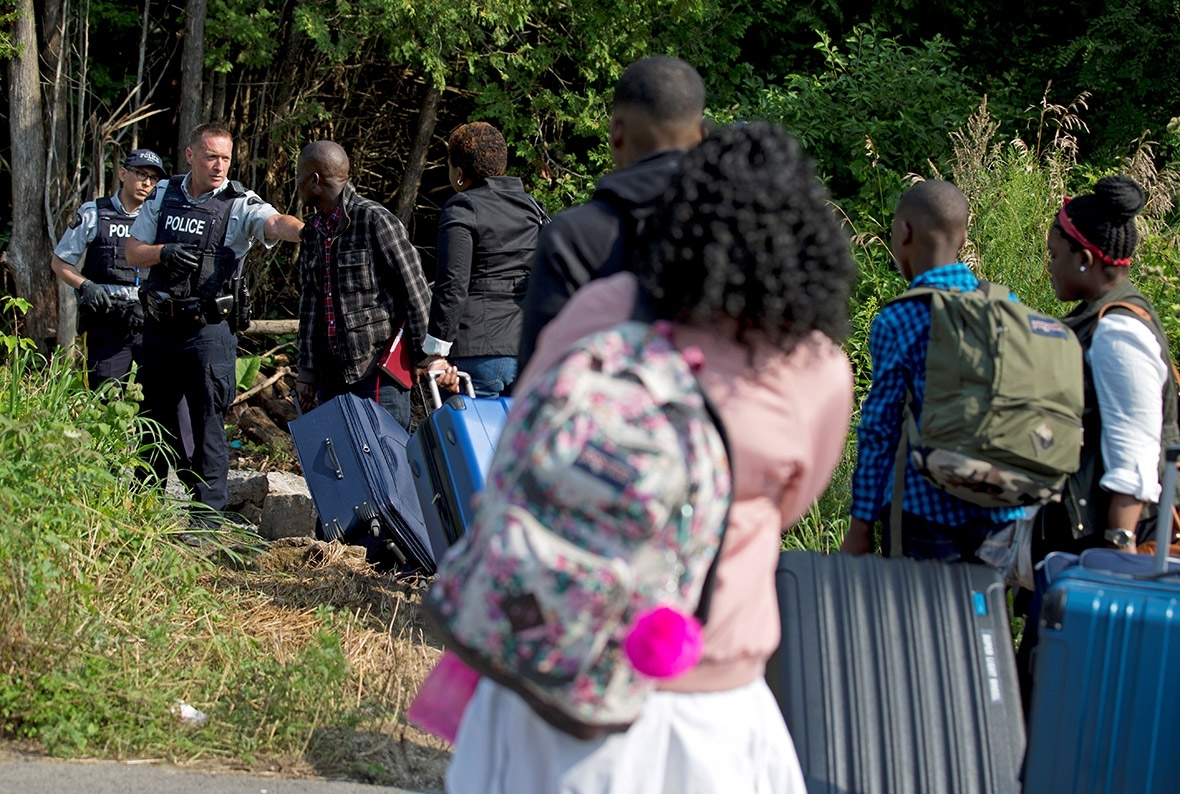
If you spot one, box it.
[0,756,442,794]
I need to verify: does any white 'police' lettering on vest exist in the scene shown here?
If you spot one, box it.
[106,223,133,238]
[164,215,207,235]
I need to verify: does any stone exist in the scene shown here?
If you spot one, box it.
[257,470,318,540]
[227,469,268,511]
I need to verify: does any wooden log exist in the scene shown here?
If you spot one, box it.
[258,379,299,430]
[242,319,300,336]
[233,405,295,454]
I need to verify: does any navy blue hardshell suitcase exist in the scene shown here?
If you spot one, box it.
[290,392,431,571]
[768,551,1025,794]
[1023,445,1180,793]
[407,374,511,568]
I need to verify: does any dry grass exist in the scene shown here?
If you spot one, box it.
[206,538,451,789]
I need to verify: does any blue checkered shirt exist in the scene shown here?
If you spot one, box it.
[851,263,1027,529]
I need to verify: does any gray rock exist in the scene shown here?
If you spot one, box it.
[164,471,187,500]
[258,470,318,540]
[226,469,268,511]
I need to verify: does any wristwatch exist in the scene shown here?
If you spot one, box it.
[1104,527,1136,548]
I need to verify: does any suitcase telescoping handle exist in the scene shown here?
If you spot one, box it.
[1154,444,1180,574]
[426,370,475,410]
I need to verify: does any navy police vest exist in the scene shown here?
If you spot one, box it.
[81,197,139,287]
[146,175,242,300]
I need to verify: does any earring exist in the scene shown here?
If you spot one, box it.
[456,179,463,186]
[1079,265,1087,272]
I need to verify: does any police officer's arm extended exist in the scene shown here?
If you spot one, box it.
[263,212,304,243]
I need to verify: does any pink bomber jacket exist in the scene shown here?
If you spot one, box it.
[517,272,854,693]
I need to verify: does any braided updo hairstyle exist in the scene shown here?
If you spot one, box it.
[448,122,508,181]
[1060,175,1146,262]
[636,122,855,353]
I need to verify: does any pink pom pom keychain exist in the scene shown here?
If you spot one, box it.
[623,605,705,679]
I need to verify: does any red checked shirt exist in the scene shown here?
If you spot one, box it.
[311,201,345,354]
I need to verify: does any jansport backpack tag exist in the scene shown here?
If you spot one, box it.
[424,320,731,739]
[894,281,1084,508]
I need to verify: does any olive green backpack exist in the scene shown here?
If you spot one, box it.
[891,282,1085,515]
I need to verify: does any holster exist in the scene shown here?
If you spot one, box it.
[229,276,252,334]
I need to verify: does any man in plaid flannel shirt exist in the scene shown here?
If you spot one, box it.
[842,180,1025,562]
[294,140,441,430]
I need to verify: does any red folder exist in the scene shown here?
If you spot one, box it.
[379,324,414,389]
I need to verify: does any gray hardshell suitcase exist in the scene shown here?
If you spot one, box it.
[768,552,1025,794]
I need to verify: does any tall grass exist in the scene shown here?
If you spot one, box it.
[0,304,355,760]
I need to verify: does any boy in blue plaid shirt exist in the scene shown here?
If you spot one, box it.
[842,181,1025,561]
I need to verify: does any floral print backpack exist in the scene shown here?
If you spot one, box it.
[425,320,732,739]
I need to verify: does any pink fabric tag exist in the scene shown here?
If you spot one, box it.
[406,651,481,743]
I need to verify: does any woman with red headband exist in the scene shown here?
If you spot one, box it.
[1037,174,1180,560]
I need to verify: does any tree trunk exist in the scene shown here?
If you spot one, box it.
[393,82,441,227]
[42,0,74,348]
[7,0,57,351]
[131,0,151,148]
[176,0,208,157]
[210,70,227,123]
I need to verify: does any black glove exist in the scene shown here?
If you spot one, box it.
[124,300,145,334]
[159,243,202,278]
[77,279,112,313]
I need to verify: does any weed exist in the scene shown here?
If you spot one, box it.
[0,316,356,762]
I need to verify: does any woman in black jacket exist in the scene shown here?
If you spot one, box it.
[421,122,547,398]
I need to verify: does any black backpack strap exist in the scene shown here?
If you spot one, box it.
[889,387,920,558]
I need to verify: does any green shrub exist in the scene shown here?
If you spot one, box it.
[736,24,981,210]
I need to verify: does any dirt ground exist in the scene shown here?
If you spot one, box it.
[174,364,453,788]
[212,537,454,790]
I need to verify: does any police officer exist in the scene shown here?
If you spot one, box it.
[51,148,168,387]
[126,123,303,522]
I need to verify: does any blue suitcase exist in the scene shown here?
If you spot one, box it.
[289,392,431,571]
[1024,445,1180,793]
[407,373,511,569]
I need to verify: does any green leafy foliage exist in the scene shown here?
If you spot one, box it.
[733,24,981,206]
[235,354,261,392]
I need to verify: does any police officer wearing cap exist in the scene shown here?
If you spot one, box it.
[51,148,168,387]
[126,122,303,520]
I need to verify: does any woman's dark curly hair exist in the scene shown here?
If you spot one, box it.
[636,122,856,353]
[448,122,507,181]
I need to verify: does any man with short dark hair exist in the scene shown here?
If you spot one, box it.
[842,180,1027,561]
[51,148,168,387]
[516,55,707,370]
[293,140,436,431]
[126,123,303,522]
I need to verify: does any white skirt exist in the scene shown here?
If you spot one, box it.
[445,677,807,794]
